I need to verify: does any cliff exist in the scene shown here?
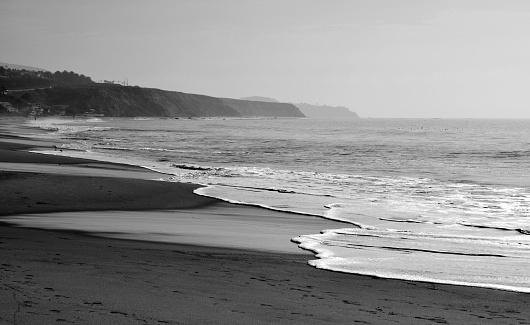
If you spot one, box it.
[239,96,359,118]
[222,98,305,117]
[7,84,304,118]
[294,103,359,118]
[37,85,239,117]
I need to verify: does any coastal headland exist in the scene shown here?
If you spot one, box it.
[1,118,529,324]
[0,66,304,118]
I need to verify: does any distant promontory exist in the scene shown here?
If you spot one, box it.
[241,96,359,118]
[293,103,359,118]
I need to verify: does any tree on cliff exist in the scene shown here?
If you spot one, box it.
[51,71,93,85]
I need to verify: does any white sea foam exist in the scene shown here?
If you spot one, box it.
[293,228,530,293]
[28,117,115,135]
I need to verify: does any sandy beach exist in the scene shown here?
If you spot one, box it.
[1,117,529,325]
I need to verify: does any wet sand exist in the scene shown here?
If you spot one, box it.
[1,117,529,324]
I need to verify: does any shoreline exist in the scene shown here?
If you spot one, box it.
[0,118,342,254]
[6,223,529,325]
[3,216,529,324]
[1,117,529,324]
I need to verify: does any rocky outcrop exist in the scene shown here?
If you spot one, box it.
[221,98,305,117]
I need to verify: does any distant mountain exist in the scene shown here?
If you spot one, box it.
[0,62,47,72]
[240,96,359,118]
[294,103,359,118]
[240,96,279,103]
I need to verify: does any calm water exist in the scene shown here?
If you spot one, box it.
[28,117,530,292]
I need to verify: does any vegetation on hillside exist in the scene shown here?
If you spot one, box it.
[0,66,93,93]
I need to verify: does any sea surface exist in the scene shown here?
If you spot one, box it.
[24,117,530,292]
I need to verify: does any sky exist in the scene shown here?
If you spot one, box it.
[2,0,530,118]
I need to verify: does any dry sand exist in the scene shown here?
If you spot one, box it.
[1,117,529,324]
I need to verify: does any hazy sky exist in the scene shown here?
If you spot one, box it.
[2,0,530,118]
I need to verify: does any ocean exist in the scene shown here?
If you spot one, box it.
[25,117,530,293]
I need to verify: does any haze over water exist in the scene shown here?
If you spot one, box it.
[27,117,530,292]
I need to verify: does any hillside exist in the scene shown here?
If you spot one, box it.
[1,84,305,118]
[6,85,240,117]
[0,62,47,72]
[0,67,94,90]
